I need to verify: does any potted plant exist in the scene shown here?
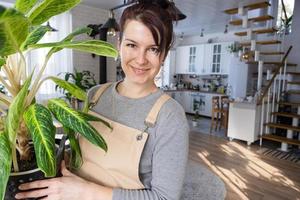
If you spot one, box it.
[192,111,200,127]
[56,69,97,107]
[227,42,242,57]
[0,0,118,199]
[192,99,203,127]
[278,0,293,35]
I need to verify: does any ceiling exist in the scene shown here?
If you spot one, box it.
[80,0,266,36]
[1,0,266,36]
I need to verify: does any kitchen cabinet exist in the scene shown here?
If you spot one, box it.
[204,43,231,75]
[175,45,204,75]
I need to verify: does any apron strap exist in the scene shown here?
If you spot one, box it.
[144,94,171,127]
[90,82,113,107]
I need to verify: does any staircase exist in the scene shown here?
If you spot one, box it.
[224,1,300,151]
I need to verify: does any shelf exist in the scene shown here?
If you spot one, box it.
[229,15,274,26]
[224,1,271,15]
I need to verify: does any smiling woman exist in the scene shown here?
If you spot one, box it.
[16,0,189,200]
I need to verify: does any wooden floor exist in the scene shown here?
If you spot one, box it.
[189,132,300,200]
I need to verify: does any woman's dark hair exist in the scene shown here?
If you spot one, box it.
[119,0,177,58]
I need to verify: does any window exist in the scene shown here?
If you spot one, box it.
[276,0,295,34]
[27,12,73,103]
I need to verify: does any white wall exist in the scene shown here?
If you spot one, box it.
[71,4,118,83]
[283,0,300,70]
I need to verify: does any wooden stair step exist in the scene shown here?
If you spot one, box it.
[234,28,278,36]
[287,90,300,95]
[229,15,274,26]
[260,51,284,55]
[287,81,300,85]
[279,101,300,107]
[265,123,300,132]
[262,134,300,146]
[272,112,300,119]
[246,61,296,66]
[224,1,271,15]
[287,72,300,76]
[241,40,281,46]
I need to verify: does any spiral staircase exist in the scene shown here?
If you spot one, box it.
[224,1,300,151]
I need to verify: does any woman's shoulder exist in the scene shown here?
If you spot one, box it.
[158,93,186,121]
[87,82,115,101]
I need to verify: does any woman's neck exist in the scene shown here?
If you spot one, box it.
[117,79,158,99]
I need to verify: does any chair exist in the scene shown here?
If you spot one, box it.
[210,96,222,133]
[220,96,230,136]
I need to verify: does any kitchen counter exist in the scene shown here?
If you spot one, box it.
[163,89,225,95]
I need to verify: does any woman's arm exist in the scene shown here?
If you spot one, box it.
[16,161,113,200]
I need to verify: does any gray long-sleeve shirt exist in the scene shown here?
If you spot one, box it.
[88,82,189,200]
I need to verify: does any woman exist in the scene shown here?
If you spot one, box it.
[16,0,189,199]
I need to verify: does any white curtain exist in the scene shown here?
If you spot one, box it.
[27,12,73,103]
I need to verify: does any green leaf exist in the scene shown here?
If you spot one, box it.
[49,27,92,55]
[0,6,30,56]
[6,74,32,145]
[15,0,38,14]
[21,25,51,50]
[47,98,107,152]
[0,57,5,67]
[77,111,112,130]
[63,128,82,170]
[49,77,86,101]
[0,131,12,200]
[23,104,56,177]
[30,40,118,58]
[28,0,80,26]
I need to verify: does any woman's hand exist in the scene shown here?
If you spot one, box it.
[15,161,113,200]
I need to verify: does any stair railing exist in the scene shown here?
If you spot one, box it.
[257,45,292,146]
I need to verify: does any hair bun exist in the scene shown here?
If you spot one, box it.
[138,0,170,9]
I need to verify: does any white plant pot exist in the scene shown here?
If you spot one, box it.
[192,120,198,127]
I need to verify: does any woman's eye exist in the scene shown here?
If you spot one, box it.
[126,43,136,48]
[149,47,160,55]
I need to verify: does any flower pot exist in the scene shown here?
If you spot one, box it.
[192,120,198,127]
[5,137,66,200]
[5,168,45,200]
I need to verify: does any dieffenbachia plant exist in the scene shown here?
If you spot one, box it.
[0,0,117,199]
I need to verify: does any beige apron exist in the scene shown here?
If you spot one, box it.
[77,83,171,189]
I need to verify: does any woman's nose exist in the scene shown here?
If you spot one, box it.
[135,50,148,65]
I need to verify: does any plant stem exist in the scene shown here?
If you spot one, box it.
[26,53,52,105]
[11,145,19,172]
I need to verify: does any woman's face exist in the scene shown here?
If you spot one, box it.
[119,20,165,86]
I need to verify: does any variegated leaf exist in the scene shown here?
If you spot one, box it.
[6,74,32,145]
[0,6,30,56]
[21,25,51,50]
[28,0,80,26]
[47,98,107,152]
[63,127,82,170]
[49,77,86,101]
[0,57,5,68]
[15,0,38,14]
[23,104,56,177]
[77,111,112,130]
[49,27,92,55]
[0,131,12,200]
[29,40,118,58]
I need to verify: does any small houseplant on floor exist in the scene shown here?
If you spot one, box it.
[56,69,97,107]
[0,0,118,199]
